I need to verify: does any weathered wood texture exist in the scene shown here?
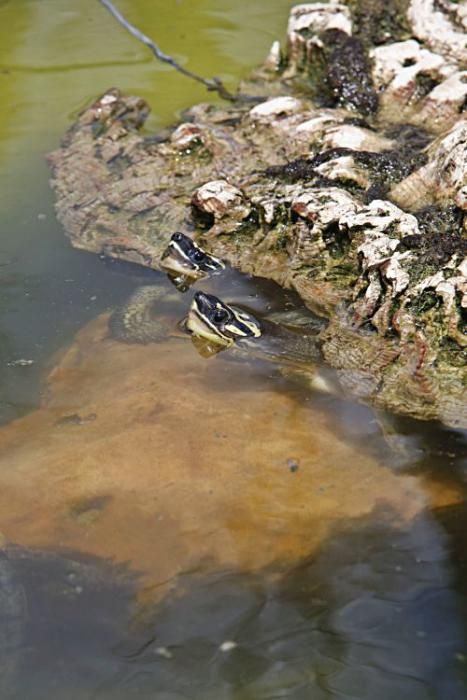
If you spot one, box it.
[48,1,466,428]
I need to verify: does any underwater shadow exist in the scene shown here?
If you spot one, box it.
[101,504,467,700]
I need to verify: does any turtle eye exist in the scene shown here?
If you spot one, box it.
[192,249,205,262]
[213,308,228,323]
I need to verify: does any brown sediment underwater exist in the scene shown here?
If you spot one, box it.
[0,314,462,602]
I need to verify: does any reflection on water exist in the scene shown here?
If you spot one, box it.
[0,1,467,698]
[3,508,467,699]
[121,509,466,700]
[1,546,137,700]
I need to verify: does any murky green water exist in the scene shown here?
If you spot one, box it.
[1,2,467,699]
[0,0,292,423]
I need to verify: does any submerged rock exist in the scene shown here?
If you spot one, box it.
[0,312,465,696]
[47,2,466,428]
[0,312,453,593]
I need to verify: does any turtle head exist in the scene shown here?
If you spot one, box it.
[186,291,262,347]
[160,232,225,280]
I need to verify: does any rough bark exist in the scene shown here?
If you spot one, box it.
[48,1,466,429]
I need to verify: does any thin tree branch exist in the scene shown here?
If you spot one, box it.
[98,0,239,102]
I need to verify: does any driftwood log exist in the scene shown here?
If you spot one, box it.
[48,0,466,429]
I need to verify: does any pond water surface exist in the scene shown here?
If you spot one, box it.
[0,2,467,699]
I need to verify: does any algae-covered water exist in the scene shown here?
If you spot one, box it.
[0,2,467,699]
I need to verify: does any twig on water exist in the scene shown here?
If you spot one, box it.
[98,0,239,102]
